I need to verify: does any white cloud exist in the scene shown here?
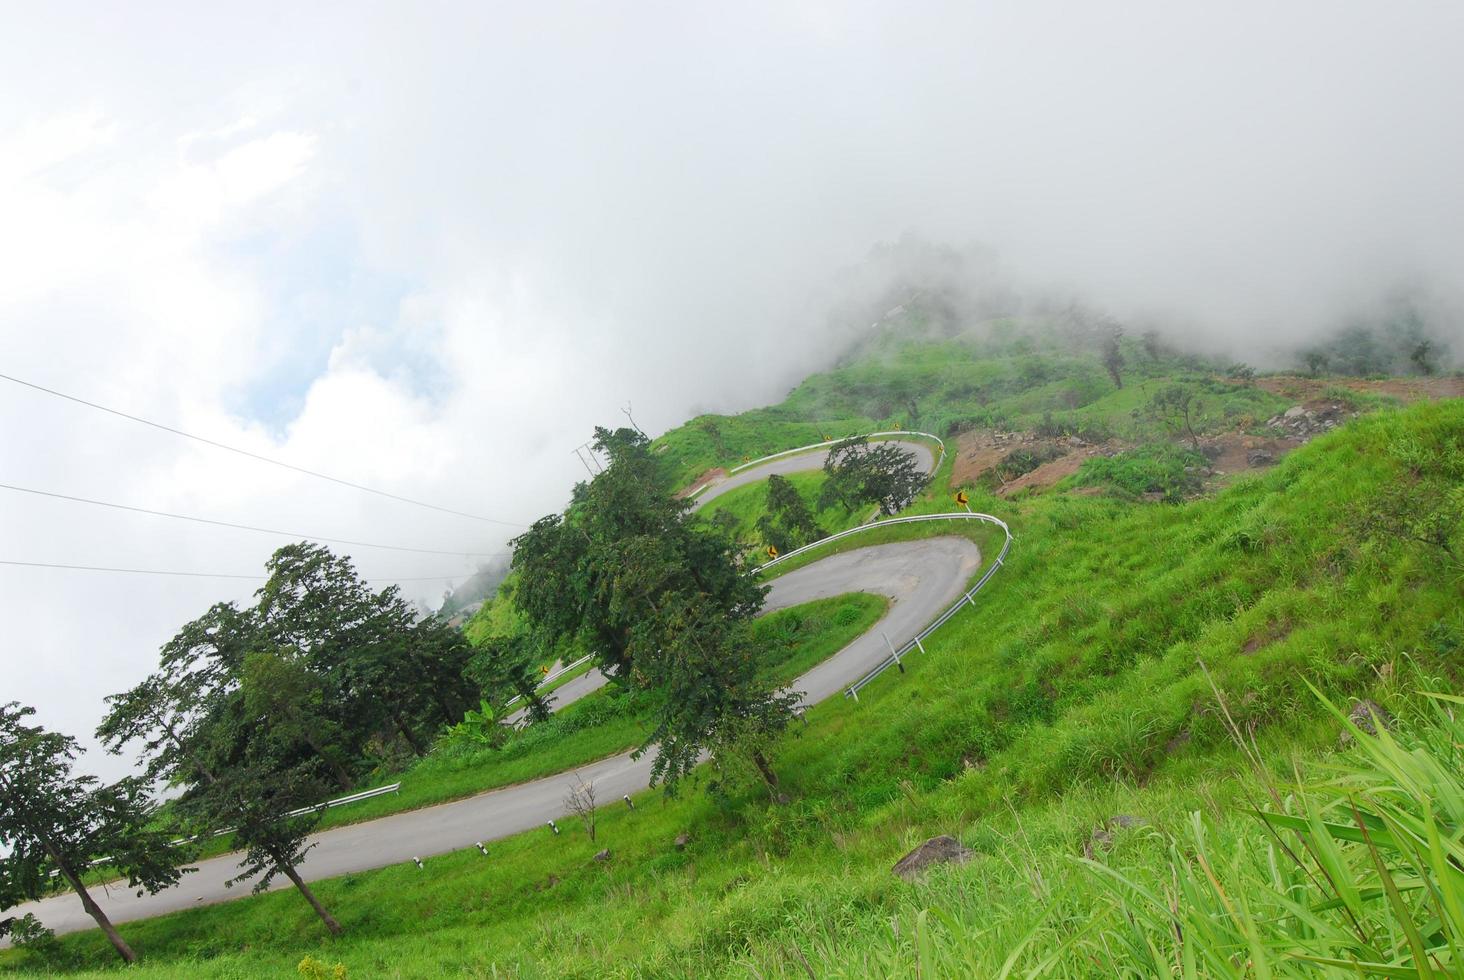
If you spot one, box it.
[2,0,1463,779]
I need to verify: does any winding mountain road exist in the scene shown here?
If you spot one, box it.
[691,439,935,508]
[16,439,982,938]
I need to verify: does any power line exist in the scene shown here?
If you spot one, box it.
[0,371,527,529]
[0,559,470,583]
[0,481,509,558]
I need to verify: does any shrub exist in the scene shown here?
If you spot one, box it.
[1070,445,1207,501]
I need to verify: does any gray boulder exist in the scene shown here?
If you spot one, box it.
[892,835,972,880]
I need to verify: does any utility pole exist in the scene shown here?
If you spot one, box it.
[571,443,603,479]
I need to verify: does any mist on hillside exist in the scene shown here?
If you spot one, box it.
[4,1,1464,778]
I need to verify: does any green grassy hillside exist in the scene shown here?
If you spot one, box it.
[7,333,1461,977]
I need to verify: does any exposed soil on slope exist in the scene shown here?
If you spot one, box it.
[950,430,1015,486]
[952,374,1461,498]
[998,446,1113,496]
[951,429,1119,495]
[1201,432,1303,477]
[1257,375,1464,404]
[677,467,728,499]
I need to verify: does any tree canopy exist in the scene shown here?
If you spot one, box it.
[511,426,794,792]
[1,703,188,963]
[818,437,929,517]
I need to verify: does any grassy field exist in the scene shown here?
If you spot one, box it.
[11,373,1461,975]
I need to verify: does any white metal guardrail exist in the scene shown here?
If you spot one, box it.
[504,653,595,709]
[759,511,1012,700]
[688,430,946,500]
[54,783,404,876]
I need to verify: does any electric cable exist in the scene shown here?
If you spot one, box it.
[0,481,508,558]
[0,371,527,528]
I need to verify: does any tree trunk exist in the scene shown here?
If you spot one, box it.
[432,690,458,728]
[49,849,136,963]
[751,749,781,794]
[393,713,426,756]
[279,861,342,936]
[301,729,354,792]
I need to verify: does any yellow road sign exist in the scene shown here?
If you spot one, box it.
[766,545,779,558]
[955,490,969,506]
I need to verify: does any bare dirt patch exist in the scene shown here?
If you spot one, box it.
[950,429,1013,486]
[998,447,1110,496]
[1201,432,1304,477]
[1257,375,1464,404]
[953,428,1122,495]
[1242,619,1294,655]
[677,467,728,499]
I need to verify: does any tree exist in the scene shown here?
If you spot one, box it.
[98,641,342,936]
[464,579,552,723]
[1303,349,1330,377]
[1140,329,1164,360]
[1148,385,1205,451]
[92,601,261,792]
[1101,325,1126,388]
[512,427,790,794]
[818,437,928,516]
[756,474,822,553]
[1,703,188,963]
[1410,339,1436,375]
[512,427,764,682]
[468,630,551,724]
[254,543,473,760]
[187,734,341,935]
[618,569,799,795]
[563,774,598,842]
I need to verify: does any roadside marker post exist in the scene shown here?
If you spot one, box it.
[412,856,424,870]
[475,842,488,857]
[881,631,903,673]
[623,795,635,810]
[547,820,560,835]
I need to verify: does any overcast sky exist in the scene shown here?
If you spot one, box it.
[3,1,1463,779]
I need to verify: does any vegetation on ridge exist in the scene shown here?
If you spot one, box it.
[5,320,1462,976]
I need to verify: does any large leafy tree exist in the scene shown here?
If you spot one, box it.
[94,604,253,790]
[1,703,188,963]
[512,427,790,792]
[818,436,928,516]
[180,714,341,935]
[97,671,343,936]
[254,543,475,759]
[513,427,764,681]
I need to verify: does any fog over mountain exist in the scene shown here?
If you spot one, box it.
[3,1,1462,779]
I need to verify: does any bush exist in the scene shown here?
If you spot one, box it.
[1070,445,1207,501]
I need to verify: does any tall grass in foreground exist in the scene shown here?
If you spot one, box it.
[778,684,1464,978]
[1080,684,1464,978]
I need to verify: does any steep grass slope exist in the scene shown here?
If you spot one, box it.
[7,334,1459,977]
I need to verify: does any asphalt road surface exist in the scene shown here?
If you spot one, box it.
[691,439,935,507]
[16,536,979,937]
[507,437,938,724]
